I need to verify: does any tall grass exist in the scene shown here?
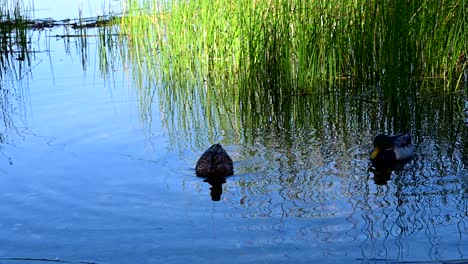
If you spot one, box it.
[115,0,466,148]
[120,0,466,95]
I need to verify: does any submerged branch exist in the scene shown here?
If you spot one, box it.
[0,257,97,264]
[0,15,121,31]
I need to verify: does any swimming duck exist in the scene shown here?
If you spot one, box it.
[195,143,234,177]
[370,133,414,172]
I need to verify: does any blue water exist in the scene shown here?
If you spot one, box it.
[33,0,120,19]
[0,12,467,264]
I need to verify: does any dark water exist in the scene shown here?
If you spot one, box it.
[0,26,467,264]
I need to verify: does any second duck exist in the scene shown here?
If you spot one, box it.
[370,133,414,172]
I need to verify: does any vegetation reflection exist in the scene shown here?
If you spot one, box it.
[0,0,32,159]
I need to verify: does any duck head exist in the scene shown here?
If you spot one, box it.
[370,134,396,172]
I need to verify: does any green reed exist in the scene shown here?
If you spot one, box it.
[114,0,466,148]
[120,0,466,95]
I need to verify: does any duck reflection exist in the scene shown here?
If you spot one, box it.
[369,169,392,185]
[370,157,413,185]
[203,177,227,201]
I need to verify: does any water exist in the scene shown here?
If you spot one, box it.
[32,0,121,19]
[0,13,467,264]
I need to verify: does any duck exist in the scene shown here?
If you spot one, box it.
[195,143,234,177]
[370,133,414,172]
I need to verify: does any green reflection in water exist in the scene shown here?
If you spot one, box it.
[0,0,32,154]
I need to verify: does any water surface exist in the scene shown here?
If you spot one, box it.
[0,14,467,264]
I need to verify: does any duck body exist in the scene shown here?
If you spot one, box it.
[370,133,414,172]
[196,143,234,177]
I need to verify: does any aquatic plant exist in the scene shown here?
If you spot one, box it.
[114,0,467,149]
[119,0,467,94]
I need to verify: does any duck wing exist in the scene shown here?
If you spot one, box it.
[391,133,412,147]
[391,133,414,160]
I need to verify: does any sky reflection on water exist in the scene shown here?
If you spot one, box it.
[0,8,467,264]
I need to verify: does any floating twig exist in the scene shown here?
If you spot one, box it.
[0,257,97,264]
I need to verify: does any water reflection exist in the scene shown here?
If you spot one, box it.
[370,170,392,185]
[0,7,32,169]
[370,157,414,185]
[203,177,227,201]
[0,11,466,263]
[152,80,467,261]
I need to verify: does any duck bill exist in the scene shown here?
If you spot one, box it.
[370,147,380,159]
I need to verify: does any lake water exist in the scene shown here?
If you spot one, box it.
[0,5,467,264]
